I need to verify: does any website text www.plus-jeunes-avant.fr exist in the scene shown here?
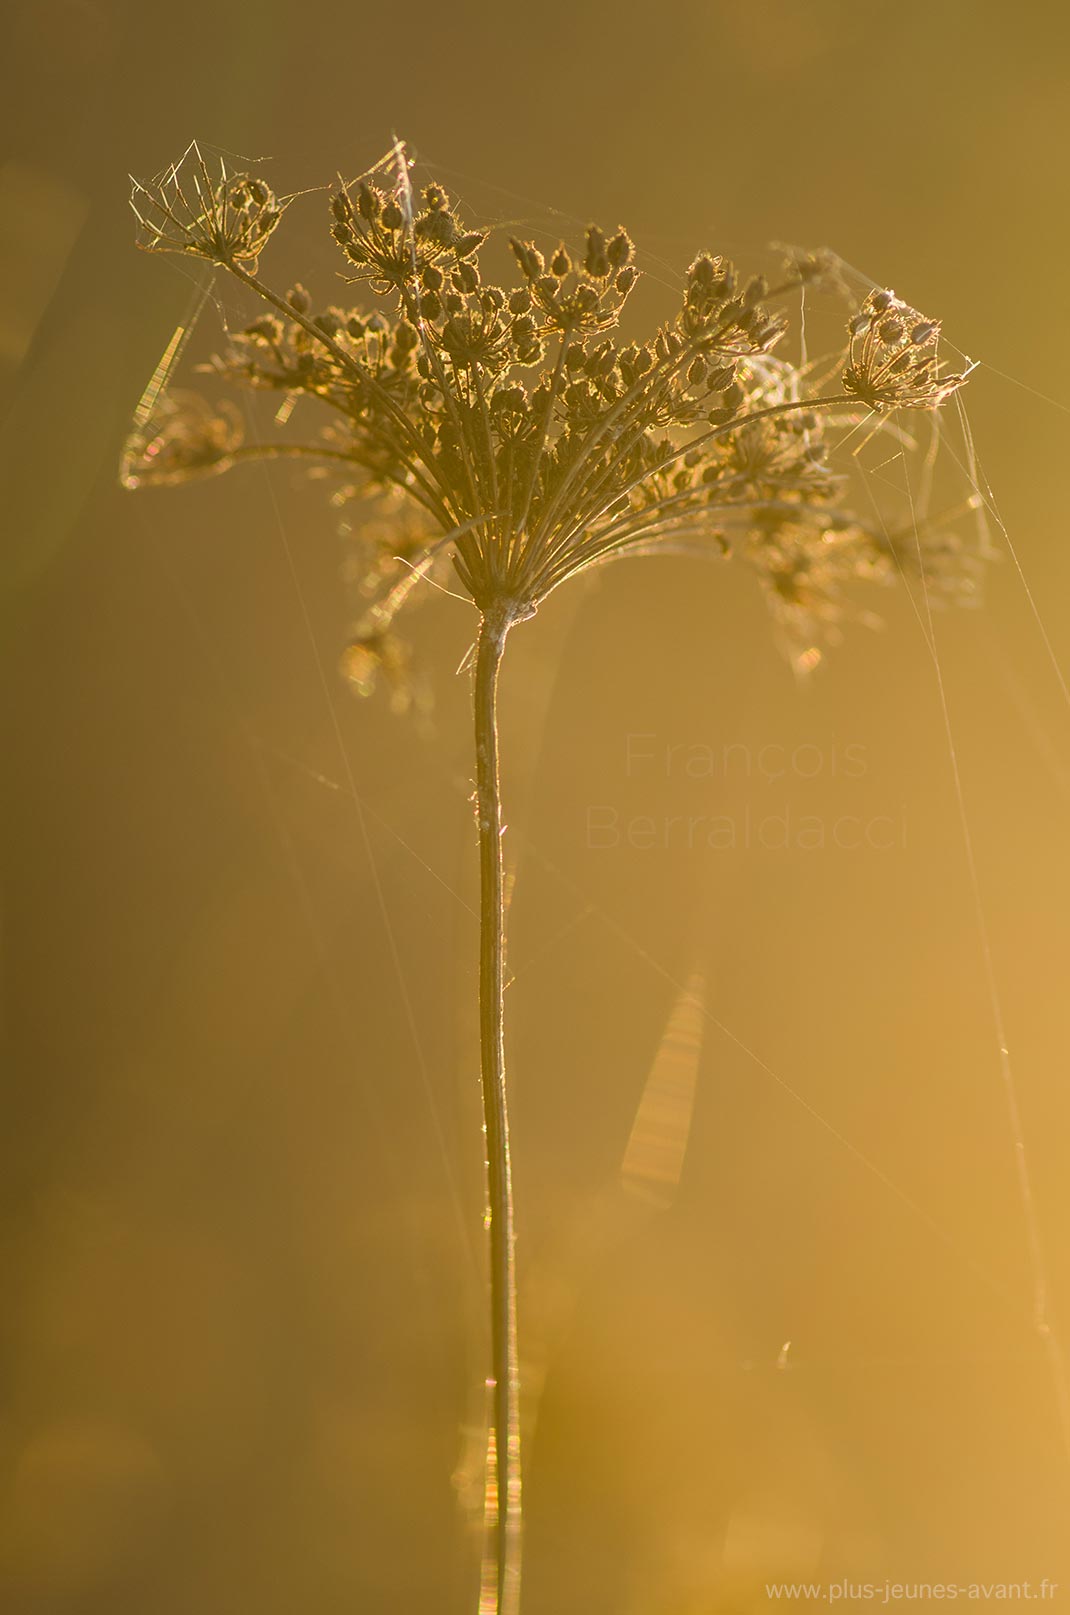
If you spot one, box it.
[764,1582,1060,1604]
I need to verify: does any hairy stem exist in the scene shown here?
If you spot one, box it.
[474,603,521,1615]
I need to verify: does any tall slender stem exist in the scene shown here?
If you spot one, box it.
[473,602,521,1615]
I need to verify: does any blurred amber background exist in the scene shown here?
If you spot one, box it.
[3,1,1070,1609]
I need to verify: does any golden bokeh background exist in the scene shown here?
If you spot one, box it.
[3,1,1070,1609]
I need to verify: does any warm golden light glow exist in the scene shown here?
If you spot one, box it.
[4,2,1070,1611]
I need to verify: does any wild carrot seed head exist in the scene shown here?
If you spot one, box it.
[122,141,980,691]
[129,141,285,272]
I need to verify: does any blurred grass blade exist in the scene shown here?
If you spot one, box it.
[621,969,705,1209]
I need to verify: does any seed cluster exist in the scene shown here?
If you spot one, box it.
[843,288,965,412]
[123,143,979,689]
[129,142,285,272]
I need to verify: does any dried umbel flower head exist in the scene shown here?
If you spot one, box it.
[120,390,244,489]
[775,243,855,299]
[129,141,285,272]
[122,142,979,686]
[843,287,967,412]
[331,152,486,292]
